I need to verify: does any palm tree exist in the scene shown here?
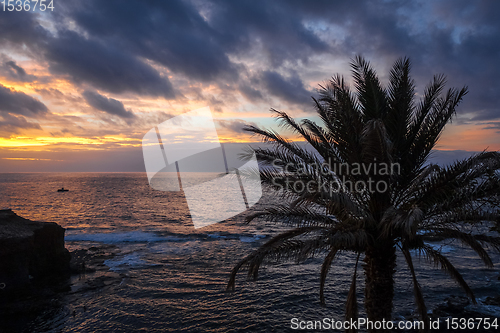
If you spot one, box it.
[227,56,500,332]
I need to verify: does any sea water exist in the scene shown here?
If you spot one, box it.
[0,173,499,332]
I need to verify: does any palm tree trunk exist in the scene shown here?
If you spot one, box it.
[363,241,397,332]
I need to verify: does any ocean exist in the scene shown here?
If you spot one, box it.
[1,173,499,332]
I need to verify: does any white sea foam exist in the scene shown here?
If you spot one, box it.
[239,234,266,243]
[104,253,148,272]
[427,243,455,254]
[207,233,227,239]
[467,297,500,317]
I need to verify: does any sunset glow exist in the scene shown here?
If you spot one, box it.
[1,1,499,172]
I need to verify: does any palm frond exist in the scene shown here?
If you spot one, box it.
[417,244,476,303]
[243,125,319,166]
[408,85,468,170]
[319,248,338,306]
[401,151,500,209]
[400,242,428,332]
[386,57,415,151]
[345,252,361,331]
[227,226,326,291]
[423,228,500,267]
[351,55,388,120]
[246,206,336,228]
[381,205,423,239]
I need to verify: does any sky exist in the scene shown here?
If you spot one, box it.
[0,0,499,172]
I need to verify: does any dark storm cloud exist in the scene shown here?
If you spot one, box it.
[261,71,313,105]
[6,61,27,76]
[205,0,500,116]
[405,0,500,122]
[0,10,47,48]
[82,91,135,119]
[1,60,37,82]
[0,9,176,99]
[0,81,46,134]
[54,0,330,86]
[0,84,48,117]
[234,0,500,120]
[308,0,500,121]
[64,0,238,82]
[205,0,329,67]
[238,84,264,101]
[46,31,175,99]
[1,0,500,119]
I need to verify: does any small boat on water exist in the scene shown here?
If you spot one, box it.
[57,187,69,192]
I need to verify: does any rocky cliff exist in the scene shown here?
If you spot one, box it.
[0,209,71,296]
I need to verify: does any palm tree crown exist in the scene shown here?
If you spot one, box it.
[227,56,500,331]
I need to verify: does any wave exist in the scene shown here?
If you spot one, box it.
[65,231,186,244]
[468,297,500,317]
[65,230,268,244]
[104,252,159,272]
[239,234,266,243]
[427,243,455,254]
[207,233,227,239]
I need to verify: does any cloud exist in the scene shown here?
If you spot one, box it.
[65,0,239,82]
[483,121,500,133]
[57,0,328,81]
[6,61,27,77]
[0,84,48,117]
[239,84,264,101]
[82,91,135,119]
[1,60,37,82]
[205,0,329,67]
[207,95,225,113]
[46,31,175,99]
[1,0,500,133]
[469,109,500,122]
[0,0,330,87]
[0,113,41,136]
[0,10,47,48]
[261,71,313,105]
[217,119,257,134]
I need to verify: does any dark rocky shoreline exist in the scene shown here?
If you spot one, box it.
[0,210,125,332]
[0,209,71,296]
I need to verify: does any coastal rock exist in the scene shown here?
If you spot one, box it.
[0,209,71,296]
[483,296,500,306]
[432,295,471,317]
[69,246,118,274]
